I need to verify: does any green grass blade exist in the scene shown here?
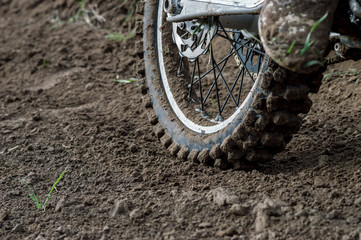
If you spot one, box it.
[125,7,135,23]
[106,28,136,42]
[192,23,203,36]
[19,178,42,209]
[29,194,41,208]
[43,166,68,210]
[127,28,136,40]
[302,59,325,69]
[114,78,138,83]
[300,12,328,56]
[311,12,329,33]
[287,40,296,54]
[106,33,125,41]
[322,69,357,80]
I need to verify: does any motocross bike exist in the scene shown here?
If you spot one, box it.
[142,0,361,169]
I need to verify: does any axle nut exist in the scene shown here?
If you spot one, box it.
[164,0,182,14]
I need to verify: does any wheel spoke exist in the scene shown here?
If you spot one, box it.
[220,38,256,113]
[177,18,265,125]
[191,45,241,86]
[210,46,222,118]
[196,58,205,112]
[177,57,184,77]
[187,59,198,101]
[220,66,244,114]
[216,33,265,56]
[237,69,246,106]
[202,48,233,106]
[211,48,239,108]
[218,21,257,83]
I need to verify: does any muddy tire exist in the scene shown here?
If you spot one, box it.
[143,0,323,169]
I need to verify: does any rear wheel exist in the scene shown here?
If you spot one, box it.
[143,0,323,169]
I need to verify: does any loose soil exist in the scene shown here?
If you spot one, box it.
[1,1,361,239]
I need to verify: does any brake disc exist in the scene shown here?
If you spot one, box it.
[172,19,217,61]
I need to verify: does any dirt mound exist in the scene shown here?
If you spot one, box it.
[1,0,361,239]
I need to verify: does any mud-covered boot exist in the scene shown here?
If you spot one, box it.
[259,0,339,74]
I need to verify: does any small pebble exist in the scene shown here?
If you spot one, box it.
[314,176,328,188]
[254,232,268,240]
[32,113,41,122]
[109,199,127,217]
[354,197,361,205]
[229,204,249,216]
[295,210,308,218]
[198,222,212,228]
[318,155,329,166]
[346,216,360,225]
[35,235,46,240]
[129,208,142,220]
[206,187,240,206]
[12,224,25,233]
[85,83,94,90]
[129,144,138,153]
[135,128,144,137]
[0,211,9,221]
[215,227,238,237]
[102,225,110,232]
[55,196,65,212]
[55,226,63,233]
[326,210,341,220]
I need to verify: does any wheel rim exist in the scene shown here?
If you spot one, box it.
[156,2,266,134]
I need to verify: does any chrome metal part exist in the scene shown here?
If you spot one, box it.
[350,0,361,18]
[326,33,361,64]
[334,42,347,56]
[340,35,361,50]
[219,14,259,33]
[166,0,263,22]
[172,19,217,61]
[164,0,182,14]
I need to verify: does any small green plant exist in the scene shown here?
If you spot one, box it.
[300,12,328,56]
[124,1,136,23]
[49,10,63,29]
[78,0,87,8]
[114,76,138,83]
[210,99,217,104]
[119,0,139,24]
[302,59,327,69]
[287,40,296,55]
[322,69,357,80]
[68,0,89,23]
[19,166,68,211]
[286,12,329,56]
[106,29,136,42]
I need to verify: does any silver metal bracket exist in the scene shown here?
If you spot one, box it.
[166,0,263,22]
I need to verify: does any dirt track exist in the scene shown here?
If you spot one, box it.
[1,1,361,239]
